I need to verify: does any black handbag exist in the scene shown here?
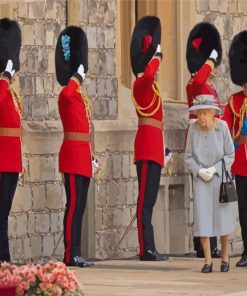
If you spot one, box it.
[219,159,238,203]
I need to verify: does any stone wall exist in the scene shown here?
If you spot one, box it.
[79,0,118,120]
[2,0,243,263]
[4,0,118,263]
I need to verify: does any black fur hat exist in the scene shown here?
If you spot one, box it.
[186,22,222,74]
[130,16,161,76]
[0,18,21,73]
[55,26,88,86]
[229,30,247,86]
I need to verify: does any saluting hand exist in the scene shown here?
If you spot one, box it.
[209,49,218,62]
[154,44,163,61]
[156,44,161,53]
[77,64,85,81]
[5,59,15,77]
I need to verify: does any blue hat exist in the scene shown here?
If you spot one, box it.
[188,94,222,114]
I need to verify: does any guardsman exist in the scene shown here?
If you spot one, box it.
[222,30,247,267]
[55,26,96,268]
[130,16,168,261]
[0,18,22,264]
[186,22,222,122]
[186,22,222,258]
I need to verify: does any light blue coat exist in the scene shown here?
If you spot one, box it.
[185,119,237,236]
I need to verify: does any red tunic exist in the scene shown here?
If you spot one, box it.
[133,57,164,167]
[0,77,22,172]
[186,60,221,119]
[58,77,92,177]
[222,91,247,177]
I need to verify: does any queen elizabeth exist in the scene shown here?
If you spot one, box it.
[184,94,237,273]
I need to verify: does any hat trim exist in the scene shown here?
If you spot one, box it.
[188,104,222,114]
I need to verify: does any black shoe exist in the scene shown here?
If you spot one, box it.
[221,261,230,272]
[196,251,204,258]
[211,248,221,258]
[65,256,94,268]
[201,263,213,273]
[139,250,169,261]
[236,254,247,267]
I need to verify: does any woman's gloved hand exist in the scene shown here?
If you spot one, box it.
[205,166,217,176]
[198,168,213,182]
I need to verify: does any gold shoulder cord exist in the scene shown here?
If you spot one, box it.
[78,85,92,121]
[9,84,25,186]
[132,81,163,117]
[230,96,247,140]
[78,85,101,180]
[10,85,23,117]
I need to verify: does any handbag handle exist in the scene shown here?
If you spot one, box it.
[222,159,232,183]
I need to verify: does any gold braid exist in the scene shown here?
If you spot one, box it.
[132,81,163,117]
[10,85,23,116]
[230,96,247,140]
[77,85,92,120]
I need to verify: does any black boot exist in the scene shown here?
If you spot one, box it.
[236,253,247,267]
[211,247,221,258]
[139,250,169,261]
[65,256,94,268]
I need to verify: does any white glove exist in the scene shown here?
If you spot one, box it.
[77,64,85,81]
[205,166,217,175]
[156,44,161,53]
[165,153,173,166]
[5,59,15,77]
[92,158,99,176]
[198,168,213,182]
[209,49,218,61]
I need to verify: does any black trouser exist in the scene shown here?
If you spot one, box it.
[63,173,90,264]
[0,172,19,262]
[235,174,247,255]
[193,236,217,257]
[136,160,161,256]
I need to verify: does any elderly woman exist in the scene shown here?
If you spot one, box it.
[185,94,236,273]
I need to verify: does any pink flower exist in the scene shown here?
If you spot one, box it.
[0,260,84,295]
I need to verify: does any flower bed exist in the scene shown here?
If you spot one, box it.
[0,261,84,296]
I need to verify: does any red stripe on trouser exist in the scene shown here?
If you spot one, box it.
[65,174,76,264]
[137,161,148,256]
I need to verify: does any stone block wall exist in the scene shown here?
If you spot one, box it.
[78,0,118,120]
[4,0,118,263]
[1,0,243,263]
